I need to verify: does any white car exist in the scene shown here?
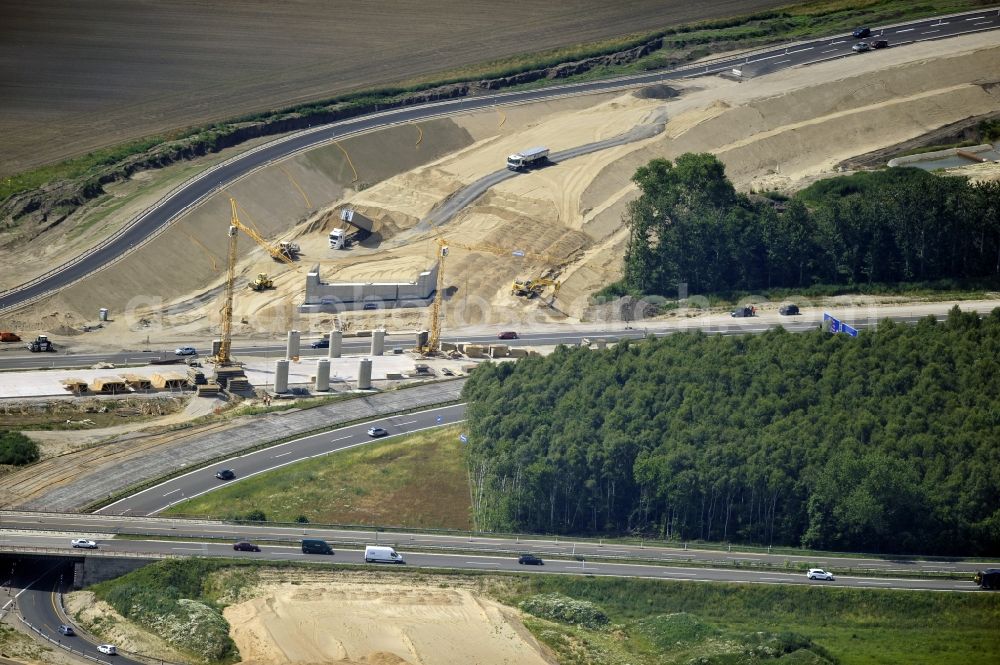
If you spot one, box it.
[367,426,388,438]
[71,539,97,549]
[807,568,835,581]
[96,644,117,655]
[174,346,197,356]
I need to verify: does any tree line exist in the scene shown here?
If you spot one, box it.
[461,307,1000,555]
[618,153,1000,296]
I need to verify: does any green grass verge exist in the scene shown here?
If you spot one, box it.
[503,575,1000,665]
[89,559,1000,665]
[2,0,989,208]
[162,424,473,529]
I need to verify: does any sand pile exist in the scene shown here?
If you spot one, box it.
[224,581,552,665]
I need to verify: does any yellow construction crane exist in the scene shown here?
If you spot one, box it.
[417,238,566,355]
[215,198,296,364]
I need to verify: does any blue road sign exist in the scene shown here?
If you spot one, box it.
[459,433,468,444]
[824,312,858,337]
[436,416,443,424]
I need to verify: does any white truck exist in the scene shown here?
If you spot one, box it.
[329,228,346,249]
[506,146,549,171]
[364,545,405,564]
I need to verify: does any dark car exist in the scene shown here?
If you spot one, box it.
[233,541,261,552]
[779,304,800,316]
[362,302,378,310]
[872,39,889,49]
[731,306,755,318]
[498,331,519,340]
[311,338,330,348]
[518,554,544,565]
[975,569,1000,589]
[852,27,871,38]
[58,624,75,636]
[215,469,236,480]
[302,539,334,555]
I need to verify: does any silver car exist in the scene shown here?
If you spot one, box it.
[807,568,835,581]
[71,538,97,549]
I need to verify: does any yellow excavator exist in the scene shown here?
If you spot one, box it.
[511,277,560,299]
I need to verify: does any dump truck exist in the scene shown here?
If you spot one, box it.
[26,335,55,352]
[248,273,273,291]
[0,331,21,343]
[506,146,549,171]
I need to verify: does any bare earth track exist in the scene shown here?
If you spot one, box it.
[0,0,791,177]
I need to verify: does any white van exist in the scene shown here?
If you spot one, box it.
[364,545,405,564]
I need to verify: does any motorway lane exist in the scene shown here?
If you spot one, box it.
[96,403,466,516]
[0,310,953,370]
[4,511,996,577]
[0,534,981,593]
[1,10,996,314]
[14,564,137,665]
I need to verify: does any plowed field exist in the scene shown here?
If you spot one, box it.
[0,0,788,176]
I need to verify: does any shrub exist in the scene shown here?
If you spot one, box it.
[519,593,609,629]
[0,431,40,465]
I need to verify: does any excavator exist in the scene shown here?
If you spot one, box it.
[511,277,560,299]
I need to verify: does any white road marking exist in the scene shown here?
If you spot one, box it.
[896,28,914,33]
[829,40,845,45]
[820,48,836,53]
[662,571,698,577]
[465,562,500,566]
[965,16,985,20]
[329,436,351,443]
[974,21,991,25]
[773,59,791,64]
[761,577,790,581]
[273,451,293,458]
[923,29,940,34]
[395,420,418,426]
[787,46,813,54]
[162,489,181,496]
[171,547,208,551]
[858,581,891,586]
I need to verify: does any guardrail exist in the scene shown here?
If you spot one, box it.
[17,614,113,665]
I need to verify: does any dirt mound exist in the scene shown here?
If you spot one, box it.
[634,84,679,99]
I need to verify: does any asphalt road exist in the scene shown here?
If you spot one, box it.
[0,310,958,370]
[1,10,996,314]
[94,402,467,516]
[0,532,985,594]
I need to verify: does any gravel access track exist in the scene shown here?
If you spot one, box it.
[0,0,790,176]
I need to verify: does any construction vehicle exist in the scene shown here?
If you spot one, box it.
[26,335,54,352]
[1,331,21,343]
[329,228,347,249]
[248,273,274,291]
[506,146,549,171]
[511,278,560,299]
[277,241,300,260]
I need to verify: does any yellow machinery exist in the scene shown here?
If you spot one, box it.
[215,198,294,364]
[248,273,274,291]
[417,238,449,355]
[417,239,567,355]
[511,277,560,299]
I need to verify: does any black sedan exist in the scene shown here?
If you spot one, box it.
[518,554,544,565]
[215,469,236,480]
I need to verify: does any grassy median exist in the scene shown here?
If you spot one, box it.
[162,424,472,529]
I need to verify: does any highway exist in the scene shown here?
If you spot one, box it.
[0,309,969,371]
[0,531,985,593]
[1,10,997,314]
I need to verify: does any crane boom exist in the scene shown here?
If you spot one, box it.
[422,238,449,354]
[216,199,240,365]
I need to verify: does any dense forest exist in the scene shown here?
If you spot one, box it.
[462,307,1000,555]
[617,153,1000,296]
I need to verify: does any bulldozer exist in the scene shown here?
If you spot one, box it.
[26,335,55,352]
[248,273,274,291]
[511,278,559,299]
